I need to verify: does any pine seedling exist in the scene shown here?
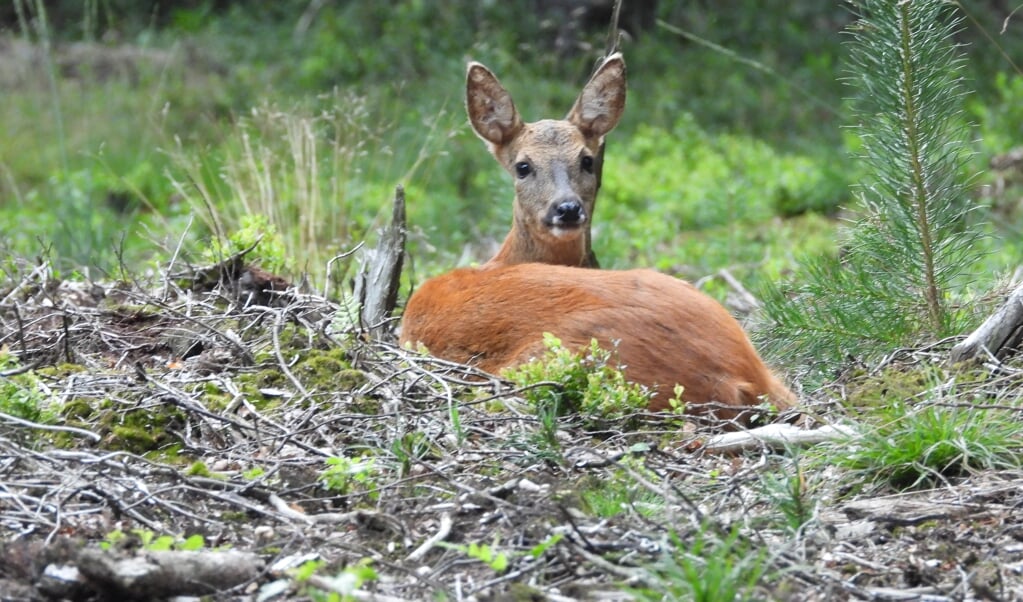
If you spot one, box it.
[760,0,983,372]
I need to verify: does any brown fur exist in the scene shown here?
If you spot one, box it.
[400,264,794,425]
[466,54,626,268]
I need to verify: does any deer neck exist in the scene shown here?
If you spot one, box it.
[485,220,592,268]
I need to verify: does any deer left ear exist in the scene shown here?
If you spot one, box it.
[567,53,626,139]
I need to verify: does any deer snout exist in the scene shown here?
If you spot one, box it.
[546,199,586,228]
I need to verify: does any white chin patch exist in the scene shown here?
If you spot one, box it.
[549,225,583,238]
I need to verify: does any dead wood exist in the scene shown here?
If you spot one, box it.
[75,549,263,599]
[699,423,856,454]
[950,280,1023,363]
[354,185,406,338]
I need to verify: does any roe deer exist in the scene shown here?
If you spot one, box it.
[400,263,795,425]
[400,55,794,426]
[467,53,626,268]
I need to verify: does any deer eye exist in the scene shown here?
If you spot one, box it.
[581,155,594,174]
[515,161,532,178]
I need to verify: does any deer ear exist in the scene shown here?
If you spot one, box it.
[466,62,524,147]
[567,53,626,139]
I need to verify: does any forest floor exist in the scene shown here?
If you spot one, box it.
[1,257,1023,601]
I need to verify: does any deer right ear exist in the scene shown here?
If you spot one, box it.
[466,62,524,147]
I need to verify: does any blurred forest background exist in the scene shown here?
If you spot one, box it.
[1,0,1021,296]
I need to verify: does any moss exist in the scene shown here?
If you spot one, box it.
[334,368,367,391]
[843,365,935,411]
[290,348,369,391]
[187,461,212,477]
[36,363,88,378]
[103,407,184,454]
[150,444,186,464]
[220,511,250,522]
[111,425,158,453]
[293,349,349,381]
[250,368,289,389]
[200,381,234,411]
[349,396,382,415]
[63,397,99,421]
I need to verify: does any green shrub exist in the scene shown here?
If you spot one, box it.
[602,115,848,231]
[503,334,652,427]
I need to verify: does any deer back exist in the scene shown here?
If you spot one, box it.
[400,264,794,424]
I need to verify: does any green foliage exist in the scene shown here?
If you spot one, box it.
[759,0,985,372]
[292,557,378,602]
[758,456,817,533]
[577,461,665,519]
[100,529,206,552]
[0,349,55,423]
[630,527,770,602]
[602,115,848,231]
[243,466,265,480]
[202,213,288,274]
[319,454,378,500]
[504,334,651,427]
[167,94,446,288]
[444,541,510,572]
[389,432,433,478]
[830,399,1023,492]
[528,533,564,559]
[969,73,1023,160]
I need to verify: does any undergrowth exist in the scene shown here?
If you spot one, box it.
[503,334,654,429]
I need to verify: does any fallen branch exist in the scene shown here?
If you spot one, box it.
[699,423,857,454]
[950,281,1023,363]
[76,549,263,599]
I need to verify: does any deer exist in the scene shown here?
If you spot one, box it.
[399,55,795,426]
[467,53,627,268]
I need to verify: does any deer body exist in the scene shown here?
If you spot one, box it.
[400,264,794,423]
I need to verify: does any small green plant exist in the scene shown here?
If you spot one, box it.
[201,213,289,274]
[580,478,664,519]
[577,456,665,519]
[389,432,432,477]
[441,540,510,572]
[100,529,206,552]
[758,455,817,533]
[292,558,378,602]
[0,348,55,423]
[630,526,770,602]
[243,466,266,480]
[319,454,378,500]
[830,401,1023,491]
[503,334,651,426]
[528,533,564,559]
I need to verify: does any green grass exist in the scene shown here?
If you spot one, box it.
[831,399,1023,491]
[630,527,771,602]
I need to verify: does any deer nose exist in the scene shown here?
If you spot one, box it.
[553,200,584,224]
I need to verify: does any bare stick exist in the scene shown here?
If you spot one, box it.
[406,512,453,562]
